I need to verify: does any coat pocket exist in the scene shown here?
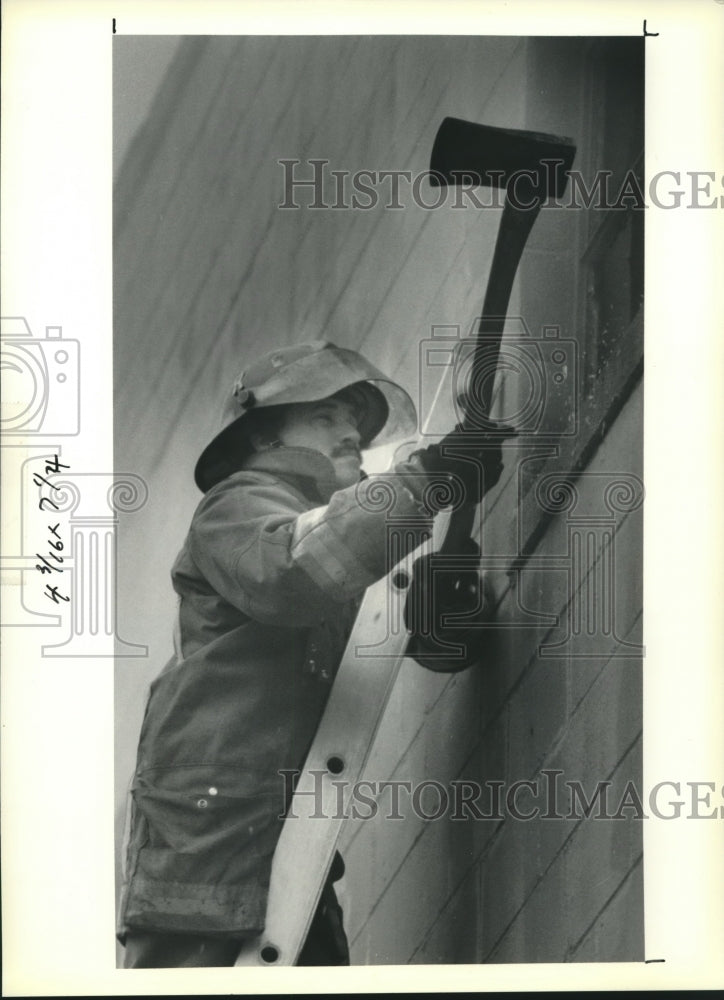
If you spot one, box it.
[132,763,284,878]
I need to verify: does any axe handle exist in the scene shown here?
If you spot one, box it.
[475,200,542,356]
[440,199,542,554]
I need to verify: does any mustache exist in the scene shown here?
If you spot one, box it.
[331,443,362,460]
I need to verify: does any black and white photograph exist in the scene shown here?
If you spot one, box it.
[113,32,648,970]
[2,1,723,994]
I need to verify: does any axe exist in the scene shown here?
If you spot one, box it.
[406,118,576,668]
[429,117,576,554]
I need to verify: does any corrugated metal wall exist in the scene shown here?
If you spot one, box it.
[114,35,643,964]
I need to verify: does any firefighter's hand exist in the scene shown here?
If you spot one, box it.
[408,537,483,618]
[413,421,516,508]
[404,537,493,673]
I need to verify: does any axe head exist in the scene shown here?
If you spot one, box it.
[430,117,576,199]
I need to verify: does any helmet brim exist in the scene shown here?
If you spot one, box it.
[194,344,419,492]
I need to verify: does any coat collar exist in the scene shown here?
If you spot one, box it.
[241,446,342,503]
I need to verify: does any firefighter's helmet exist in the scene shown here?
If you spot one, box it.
[194,341,418,492]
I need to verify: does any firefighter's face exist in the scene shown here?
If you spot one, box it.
[277,397,363,487]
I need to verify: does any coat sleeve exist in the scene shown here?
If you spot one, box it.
[187,471,431,626]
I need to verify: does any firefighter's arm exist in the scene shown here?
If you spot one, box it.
[187,471,430,625]
[289,470,431,598]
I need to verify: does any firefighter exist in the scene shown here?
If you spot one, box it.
[118,340,507,967]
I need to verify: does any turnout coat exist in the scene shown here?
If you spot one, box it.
[118,446,429,939]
